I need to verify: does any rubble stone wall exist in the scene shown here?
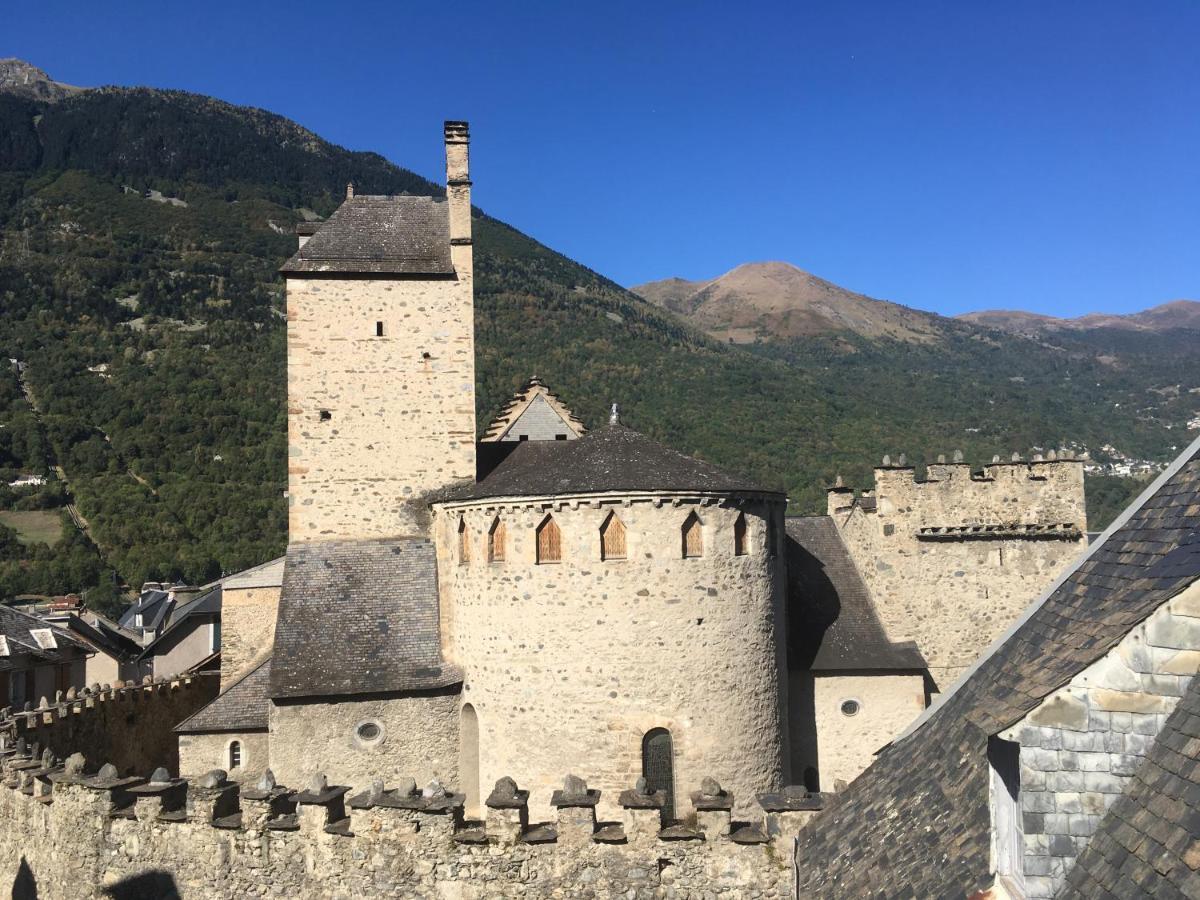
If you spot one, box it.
[1000,580,1200,898]
[0,764,809,900]
[833,457,1088,687]
[434,492,789,821]
[268,688,460,790]
[1,676,218,778]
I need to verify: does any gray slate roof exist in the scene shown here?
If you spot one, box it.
[0,604,90,671]
[268,539,462,700]
[1059,670,1200,899]
[175,658,271,734]
[793,441,1200,898]
[280,195,454,276]
[450,424,778,501]
[784,517,925,671]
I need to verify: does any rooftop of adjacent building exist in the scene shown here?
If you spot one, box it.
[792,434,1200,897]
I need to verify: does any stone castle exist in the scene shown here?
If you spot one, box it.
[0,121,1102,898]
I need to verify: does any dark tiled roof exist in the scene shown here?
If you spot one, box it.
[0,604,90,671]
[175,658,271,734]
[118,589,171,631]
[268,539,462,700]
[449,424,777,501]
[784,517,925,671]
[138,586,221,659]
[1058,673,1200,899]
[793,442,1200,899]
[480,376,587,442]
[280,195,453,276]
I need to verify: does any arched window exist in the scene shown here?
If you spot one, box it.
[642,728,675,821]
[733,512,748,556]
[536,515,562,564]
[458,518,471,566]
[488,517,506,563]
[681,511,703,558]
[229,740,242,770]
[600,512,626,561]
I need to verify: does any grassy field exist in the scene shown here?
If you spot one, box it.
[0,510,64,546]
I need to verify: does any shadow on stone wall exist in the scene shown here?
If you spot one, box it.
[102,871,180,900]
[12,857,37,900]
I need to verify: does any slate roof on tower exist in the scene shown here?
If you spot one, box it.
[792,437,1200,898]
[784,516,926,671]
[175,657,271,734]
[452,423,779,500]
[481,376,587,442]
[268,538,462,700]
[280,195,454,276]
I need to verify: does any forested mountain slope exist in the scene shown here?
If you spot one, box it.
[0,75,1193,606]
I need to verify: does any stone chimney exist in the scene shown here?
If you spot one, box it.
[444,121,472,274]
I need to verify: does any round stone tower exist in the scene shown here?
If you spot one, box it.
[433,425,788,818]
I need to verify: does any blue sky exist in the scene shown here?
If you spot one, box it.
[5,1,1198,316]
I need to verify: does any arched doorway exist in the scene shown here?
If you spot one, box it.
[460,704,480,818]
[642,728,675,821]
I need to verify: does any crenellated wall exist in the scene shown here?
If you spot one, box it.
[1,674,218,778]
[829,453,1088,687]
[0,753,813,900]
[433,491,789,821]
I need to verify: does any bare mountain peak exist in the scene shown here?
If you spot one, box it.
[0,58,83,103]
[959,299,1200,335]
[633,261,946,343]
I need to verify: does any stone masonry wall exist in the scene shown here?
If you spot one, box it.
[219,584,280,687]
[811,672,927,790]
[268,689,460,790]
[833,456,1087,687]
[285,272,475,541]
[1,674,218,778]
[999,580,1200,898]
[0,761,811,900]
[434,492,789,822]
[178,731,270,780]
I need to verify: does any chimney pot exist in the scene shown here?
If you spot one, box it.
[346,182,354,200]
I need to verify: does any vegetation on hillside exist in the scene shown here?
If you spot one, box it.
[0,87,1193,604]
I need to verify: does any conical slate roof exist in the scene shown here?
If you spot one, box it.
[450,424,778,500]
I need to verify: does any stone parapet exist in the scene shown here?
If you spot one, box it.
[0,762,816,899]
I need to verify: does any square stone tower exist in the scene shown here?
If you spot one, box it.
[280,122,476,541]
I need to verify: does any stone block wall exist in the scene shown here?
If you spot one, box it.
[832,455,1088,686]
[219,582,280,687]
[999,581,1200,897]
[1,674,218,778]
[285,273,475,541]
[0,757,812,900]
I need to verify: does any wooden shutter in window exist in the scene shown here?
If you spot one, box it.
[682,513,703,558]
[601,513,626,560]
[537,517,561,564]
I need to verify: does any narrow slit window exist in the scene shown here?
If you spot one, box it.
[537,515,562,564]
[229,740,242,769]
[682,512,703,558]
[734,512,748,556]
[376,321,384,337]
[488,517,506,563]
[600,512,627,561]
[458,518,471,566]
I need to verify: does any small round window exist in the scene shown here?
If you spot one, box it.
[840,699,861,717]
[354,719,384,746]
